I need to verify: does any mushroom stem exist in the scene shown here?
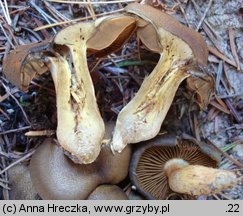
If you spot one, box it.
[164,158,237,196]
[112,29,192,152]
[48,22,106,164]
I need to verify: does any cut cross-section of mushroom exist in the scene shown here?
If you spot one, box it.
[47,15,136,164]
[3,15,136,164]
[112,3,214,153]
[129,135,236,199]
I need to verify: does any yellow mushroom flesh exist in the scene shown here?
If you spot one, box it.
[48,15,136,164]
[164,159,237,196]
[112,3,214,152]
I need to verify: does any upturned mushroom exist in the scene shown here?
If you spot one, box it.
[112,3,214,153]
[130,135,237,199]
[3,15,136,164]
[29,122,131,200]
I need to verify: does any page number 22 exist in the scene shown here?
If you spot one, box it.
[226,204,240,213]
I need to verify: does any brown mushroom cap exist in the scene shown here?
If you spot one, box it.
[8,164,37,200]
[129,135,220,199]
[87,15,136,57]
[87,185,128,200]
[2,39,51,91]
[125,3,208,66]
[30,122,131,200]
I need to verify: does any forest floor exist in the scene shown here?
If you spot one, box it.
[0,0,242,200]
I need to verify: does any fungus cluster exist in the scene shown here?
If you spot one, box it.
[3,3,239,200]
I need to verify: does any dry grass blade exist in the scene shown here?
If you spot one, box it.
[0,22,15,48]
[208,46,238,68]
[25,130,55,137]
[47,0,137,4]
[1,82,31,125]
[0,126,31,135]
[34,8,124,31]
[207,139,243,169]
[229,28,240,71]
[0,150,36,175]
[196,0,213,32]
[0,0,11,25]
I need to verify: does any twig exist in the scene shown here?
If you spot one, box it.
[85,0,97,20]
[34,8,124,31]
[1,82,31,126]
[0,181,10,190]
[225,99,242,123]
[3,0,11,25]
[0,107,10,120]
[25,130,55,137]
[207,139,243,169]
[215,60,223,93]
[47,0,137,4]
[196,0,213,32]
[209,100,230,114]
[182,133,243,169]
[0,22,15,48]
[208,46,238,68]
[219,192,232,200]
[219,92,243,99]
[0,126,31,135]
[175,0,192,28]
[191,0,219,39]
[0,150,36,175]
[29,0,57,33]
[43,0,69,21]
[229,28,240,71]
[0,0,11,25]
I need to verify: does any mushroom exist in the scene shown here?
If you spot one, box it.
[2,39,51,91]
[3,15,136,164]
[112,3,214,153]
[8,164,37,200]
[29,122,131,200]
[87,185,128,200]
[129,135,237,199]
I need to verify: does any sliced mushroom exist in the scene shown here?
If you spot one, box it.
[3,15,136,164]
[29,122,131,200]
[87,185,128,200]
[48,15,136,164]
[129,135,236,199]
[112,3,214,153]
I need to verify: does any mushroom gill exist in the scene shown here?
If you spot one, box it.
[130,135,221,199]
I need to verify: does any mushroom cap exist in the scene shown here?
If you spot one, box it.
[129,135,221,199]
[87,15,136,57]
[125,3,208,66]
[30,123,131,200]
[8,164,37,200]
[87,185,128,200]
[3,39,51,91]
